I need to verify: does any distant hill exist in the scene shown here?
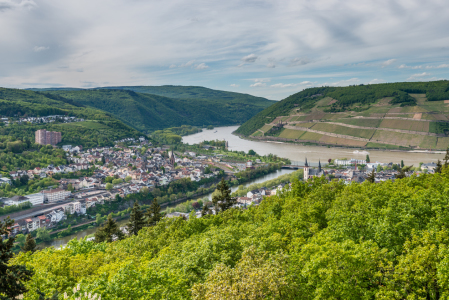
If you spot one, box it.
[37,87,274,132]
[236,81,449,150]
[0,88,141,148]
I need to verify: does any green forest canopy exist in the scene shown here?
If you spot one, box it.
[12,166,449,299]
[29,87,274,132]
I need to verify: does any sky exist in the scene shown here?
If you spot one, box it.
[0,0,448,100]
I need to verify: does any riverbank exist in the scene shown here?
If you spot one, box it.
[183,126,444,166]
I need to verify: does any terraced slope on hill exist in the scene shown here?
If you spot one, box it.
[31,86,274,132]
[236,81,449,150]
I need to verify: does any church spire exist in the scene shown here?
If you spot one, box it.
[318,159,321,172]
[305,158,308,167]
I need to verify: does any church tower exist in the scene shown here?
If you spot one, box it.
[304,158,309,181]
[318,159,322,173]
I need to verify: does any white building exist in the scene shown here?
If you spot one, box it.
[3,193,44,206]
[334,158,366,166]
[43,189,71,203]
[64,201,82,214]
[0,177,11,185]
[47,209,66,223]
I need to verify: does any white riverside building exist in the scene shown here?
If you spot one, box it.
[43,188,71,203]
[334,158,367,166]
[3,193,44,206]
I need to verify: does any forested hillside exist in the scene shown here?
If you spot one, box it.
[236,80,449,150]
[0,88,141,148]
[29,87,274,132]
[11,166,449,299]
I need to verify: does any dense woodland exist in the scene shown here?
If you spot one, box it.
[38,88,273,132]
[6,166,449,299]
[236,80,449,136]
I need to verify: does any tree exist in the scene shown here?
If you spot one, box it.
[201,202,211,217]
[444,147,449,168]
[366,154,370,163]
[19,175,29,186]
[396,165,413,179]
[105,183,113,190]
[112,178,123,185]
[22,233,36,253]
[401,160,404,168]
[15,234,26,247]
[146,198,162,226]
[36,227,51,242]
[127,201,145,236]
[436,160,443,173]
[376,164,382,173]
[212,178,236,213]
[67,183,74,192]
[366,169,375,183]
[94,215,124,243]
[0,217,34,299]
[125,176,132,183]
[248,149,257,156]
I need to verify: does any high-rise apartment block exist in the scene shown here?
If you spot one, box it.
[35,129,62,146]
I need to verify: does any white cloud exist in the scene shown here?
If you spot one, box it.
[169,64,177,68]
[241,54,258,63]
[267,62,275,68]
[195,63,208,70]
[0,0,36,11]
[251,78,270,83]
[271,83,296,88]
[289,58,310,67]
[33,46,49,52]
[179,60,195,68]
[426,64,449,69]
[300,81,312,85]
[230,84,239,87]
[398,64,422,69]
[407,72,431,80]
[381,59,396,67]
[331,78,360,86]
[369,79,386,84]
[250,82,266,87]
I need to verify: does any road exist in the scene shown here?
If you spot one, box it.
[0,200,72,222]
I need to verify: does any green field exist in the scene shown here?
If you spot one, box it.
[295,122,316,128]
[62,121,111,130]
[299,131,324,141]
[334,118,382,128]
[371,131,425,147]
[278,129,306,139]
[259,124,274,133]
[437,137,449,149]
[312,123,375,139]
[319,135,367,147]
[379,119,430,132]
[419,136,438,149]
[365,142,403,149]
[251,130,263,137]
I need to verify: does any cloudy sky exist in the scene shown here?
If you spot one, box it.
[1,0,448,100]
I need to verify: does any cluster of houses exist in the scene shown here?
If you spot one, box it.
[1,115,85,126]
[1,143,230,236]
[306,158,439,184]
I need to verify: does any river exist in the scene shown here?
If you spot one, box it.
[183,126,445,166]
[40,169,295,249]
